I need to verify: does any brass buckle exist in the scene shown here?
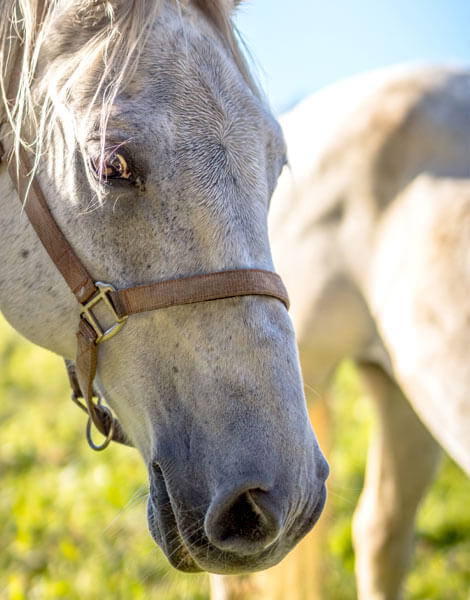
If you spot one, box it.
[80,282,127,343]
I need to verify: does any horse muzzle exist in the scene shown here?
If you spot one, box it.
[146,460,328,573]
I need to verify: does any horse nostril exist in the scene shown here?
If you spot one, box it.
[205,487,281,556]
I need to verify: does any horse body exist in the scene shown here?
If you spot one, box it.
[0,0,328,574]
[269,63,470,597]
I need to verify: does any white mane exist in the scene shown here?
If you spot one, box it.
[0,0,256,201]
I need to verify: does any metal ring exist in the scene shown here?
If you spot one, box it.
[86,405,115,451]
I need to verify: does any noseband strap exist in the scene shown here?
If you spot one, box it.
[5,145,290,451]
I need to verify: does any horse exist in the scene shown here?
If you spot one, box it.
[213,62,470,600]
[268,63,470,599]
[0,0,329,575]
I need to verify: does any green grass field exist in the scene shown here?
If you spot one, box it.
[1,314,469,599]
[322,365,470,600]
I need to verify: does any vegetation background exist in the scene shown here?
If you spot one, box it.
[1,314,469,599]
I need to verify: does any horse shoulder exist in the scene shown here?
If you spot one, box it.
[369,173,470,473]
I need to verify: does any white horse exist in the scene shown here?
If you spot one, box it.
[0,0,329,575]
[215,62,470,600]
[269,63,470,599]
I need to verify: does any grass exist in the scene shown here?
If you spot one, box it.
[0,315,209,600]
[1,314,469,599]
[323,363,470,600]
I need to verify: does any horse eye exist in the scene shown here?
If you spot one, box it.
[93,153,132,181]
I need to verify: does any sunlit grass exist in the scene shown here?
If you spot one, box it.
[1,315,469,599]
[0,315,209,600]
[322,362,470,600]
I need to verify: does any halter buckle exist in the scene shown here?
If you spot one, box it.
[80,282,127,343]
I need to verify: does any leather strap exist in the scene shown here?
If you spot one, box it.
[111,269,289,317]
[71,267,288,449]
[74,320,130,447]
[7,146,290,451]
[8,144,290,452]
[7,148,289,315]
[8,145,97,303]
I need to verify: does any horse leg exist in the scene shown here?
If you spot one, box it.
[352,363,440,600]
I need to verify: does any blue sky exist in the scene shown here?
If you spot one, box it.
[234,0,470,114]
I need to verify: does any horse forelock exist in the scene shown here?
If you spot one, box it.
[0,0,257,204]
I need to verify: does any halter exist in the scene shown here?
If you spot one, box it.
[2,28,289,452]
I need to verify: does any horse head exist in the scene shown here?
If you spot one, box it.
[0,0,328,573]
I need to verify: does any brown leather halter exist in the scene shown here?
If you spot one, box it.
[2,23,290,451]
